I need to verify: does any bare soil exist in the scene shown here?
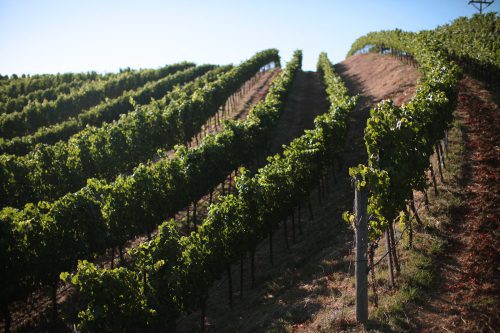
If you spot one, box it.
[407,76,500,332]
[267,70,330,157]
[335,52,421,106]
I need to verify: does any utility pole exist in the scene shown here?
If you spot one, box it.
[468,0,494,14]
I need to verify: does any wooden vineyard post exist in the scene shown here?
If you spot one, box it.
[435,143,444,182]
[186,205,190,233]
[405,208,413,249]
[444,131,449,155]
[110,247,115,268]
[227,265,233,308]
[430,162,438,195]
[409,191,422,225]
[389,223,400,274]
[385,229,395,286]
[250,249,256,288]
[354,178,368,324]
[200,299,206,332]
[438,141,446,169]
[269,231,274,265]
[297,203,303,235]
[2,304,11,333]
[283,218,289,249]
[240,254,244,299]
[422,189,430,211]
[308,197,314,220]
[193,201,197,229]
[368,243,378,307]
[51,282,58,325]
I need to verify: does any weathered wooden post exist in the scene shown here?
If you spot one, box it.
[354,177,368,324]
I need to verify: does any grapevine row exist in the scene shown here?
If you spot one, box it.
[0,62,195,139]
[0,49,288,326]
[346,29,461,242]
[0,70,118,100]
[0,65,218,156]
[0,49,278,208]
[63,51,357,332]
[0,77,99,115]
[430,13,499,85]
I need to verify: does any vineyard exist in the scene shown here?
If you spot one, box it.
[0,13,499,333]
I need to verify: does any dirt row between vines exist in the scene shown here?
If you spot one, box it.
[177,53,421,332]
[1,68,280,333]
[407,77,500,332]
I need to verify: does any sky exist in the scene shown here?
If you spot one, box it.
[0,0,498,75]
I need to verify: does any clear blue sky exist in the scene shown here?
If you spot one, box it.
[0,0,498,74]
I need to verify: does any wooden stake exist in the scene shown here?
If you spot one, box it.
[200,300,206,332]
[269,231,274,265]
[405,208,413,249]
[283,218,289,249]
[297,203,303,235]
[193,201,197,229]
[389,223,400,274]
[186,205,190,233]
[110,247,115,269]
[119,245,124,266]
[250,250,255,288]
[385,230,395,287]
[435,143,444,182]
[240,255,244,299]
[2,304,11,333]
[51,282,58,325]
[369,243,378,307]
[439,141,446,168]
[227,265,233,308]
[409,191,422,225]
[308,197,314,220]
[317,180,322,205]
[354,181,368,324]
[423,189,430,211]
[430,163,438,195]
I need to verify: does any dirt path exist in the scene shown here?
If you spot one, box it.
[266,71,329,156]
[408,77,500,332]
[177,54,421,332]
[335,53,420,106]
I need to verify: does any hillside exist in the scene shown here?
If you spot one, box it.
[177,52,422,332]
[1,13,498,333]
[176,52,499,333]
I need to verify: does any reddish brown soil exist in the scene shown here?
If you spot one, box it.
[184,69,279,149]
[335,53,421,106]
[409,76,500,332]
[267,70,330,156]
